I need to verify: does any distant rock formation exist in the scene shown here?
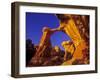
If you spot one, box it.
[61,40,75,61]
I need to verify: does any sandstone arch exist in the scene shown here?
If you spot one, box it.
[29,14,89,66]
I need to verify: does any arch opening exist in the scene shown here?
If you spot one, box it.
[50,31,71,50]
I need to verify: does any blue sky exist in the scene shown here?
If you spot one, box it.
[26,12,71,50]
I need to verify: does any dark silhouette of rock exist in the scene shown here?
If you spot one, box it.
[26,39,36,66]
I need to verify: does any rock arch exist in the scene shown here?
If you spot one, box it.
[30,14,89,66]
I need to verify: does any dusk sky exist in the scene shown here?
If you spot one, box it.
[26,12,71,50]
